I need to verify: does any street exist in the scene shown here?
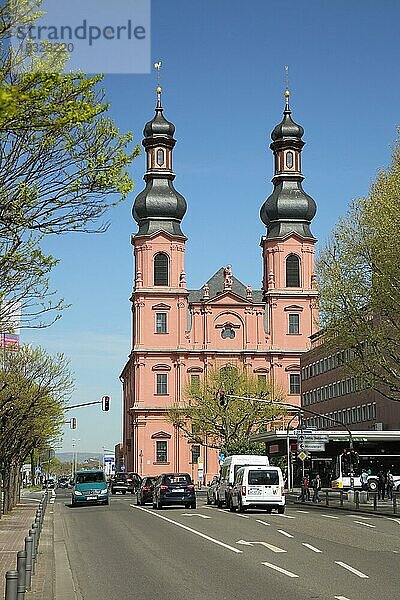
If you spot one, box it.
[54,490,400,600]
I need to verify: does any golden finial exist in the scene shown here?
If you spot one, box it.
[284,65,290,98]
[154,61,162,96]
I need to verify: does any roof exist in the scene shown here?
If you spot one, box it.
[188,267,264,303]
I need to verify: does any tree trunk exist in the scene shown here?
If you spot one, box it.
[30,450,35,487]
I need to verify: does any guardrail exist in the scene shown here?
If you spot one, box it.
[321,488,399,514]
[4,491,49,600]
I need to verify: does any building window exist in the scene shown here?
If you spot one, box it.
[257,374,267,389]
[190,374,200,389]
[156,373,168,395]
[221,326,235,339]
[289,373,300,394]
[288,313,300,334]
[157,148,165,166]
[191,445,200,464]
[286,254,300,287]
[154,253,169,286]
[156,440,167,463]
[155,312,167,333]
[285,151,294,169]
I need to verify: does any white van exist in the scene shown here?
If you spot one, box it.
[218,455,269,508]
[230,465,285,513]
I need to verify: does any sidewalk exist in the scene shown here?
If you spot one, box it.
[287,488,400,517]
[0,497,39,599]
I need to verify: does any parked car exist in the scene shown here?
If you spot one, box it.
[42,479,56,489]
[218,454,270,507]
[136,476,156,505]
[71,470,109,506]
[206,475,220,505]
[152,473,196,509]
[110,472,129,494]
[127,472,142,494]
[57,477,69,489]
[230,465,285,513]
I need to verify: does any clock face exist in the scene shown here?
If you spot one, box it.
[286,151,294,169]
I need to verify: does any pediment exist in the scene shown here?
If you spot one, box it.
[152,303,171,311]
[208,291,247,305]
[151,430,171,439]
[284,305,303,312]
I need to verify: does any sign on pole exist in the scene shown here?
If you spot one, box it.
[298,451,308,461]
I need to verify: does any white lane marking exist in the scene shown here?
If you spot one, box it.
[347,515,371,520]
[270,513,296,519]
[393,550,400,554]
[261,562,299,578]
[277,529,293,538]
[181,513,211,519]
[354,521,375,528]
[236,513,249,519]
[296,510,309,514]
[302,542,322,553]
[256,519,270,526]
[321,515,339,519]
[335,596,352,599]
[237,540,286,553]
[386,517,400,525]
[335,561,369,578]
[131,505,242,554]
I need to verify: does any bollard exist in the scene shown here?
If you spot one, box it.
[373,492,378,511]
[339,490,343,507]
[16,550,26,600]
[5,570,18,600]
[355,490,360,510]
[29,529,36,575]
[393,493,397,515]
[325,490,329,507]
[24,536,33,591]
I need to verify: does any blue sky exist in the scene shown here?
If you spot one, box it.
[23,0,400,454]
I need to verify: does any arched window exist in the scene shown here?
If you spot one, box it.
[154,253,169,286]
[286,254,300,287]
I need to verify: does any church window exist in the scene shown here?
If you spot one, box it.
[221,326,235,339]
[286,151,294,169]
[157,149,164,166]
[156,440,167,463]
[288,313,300,334]
[289,373,300,394]
[154,253,169,286]
[286,254,300,287]
[156,373,168,395]
[155,312,167,333]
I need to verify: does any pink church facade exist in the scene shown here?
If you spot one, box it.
[120,88,318,483]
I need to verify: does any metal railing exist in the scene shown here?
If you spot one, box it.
[302,488,400,514]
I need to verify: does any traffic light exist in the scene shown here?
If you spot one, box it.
[219,391,226,407]
[102,395,110,412]
[70,417,76,429]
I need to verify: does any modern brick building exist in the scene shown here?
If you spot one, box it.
[120,85,319,482]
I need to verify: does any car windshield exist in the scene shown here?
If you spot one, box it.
[163,474,191,485]
[248,470,279,485]
[76,472,105,484]
[114,473,127,480]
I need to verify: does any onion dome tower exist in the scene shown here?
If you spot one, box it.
[132,86,187,238]
[260,89,316,240]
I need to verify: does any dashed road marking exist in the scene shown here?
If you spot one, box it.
[131,505,242,554]
[261,562,299,578]
[321,515,339,519]
[347,515,371,520]
[277,529,293,538]
[296,510,309,514]
[353,521,375,528]
[335,596,352,599]
[236,513,249,519]
[302,542,322,553]
[256,519,270,526]
[237,539,286,553]
[270,513,296,519]
[335,561,369,578]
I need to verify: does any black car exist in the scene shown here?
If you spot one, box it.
[152,473,196,509]
[110,472,129,494]
[42,479,56,489]
[127,472,142,494]
[57,477,69,489]
[136,476,156,505]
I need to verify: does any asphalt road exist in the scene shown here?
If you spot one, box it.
[54,490,400,600]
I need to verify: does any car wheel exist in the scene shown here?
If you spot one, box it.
[152,500,157,509]
[277,505,285,514]
[157,499,163,510]
[368,480,378,492]
[122,490,127,495]
[136,495,140,505]
[238,498,245,513]
[206,494,211,505]
[104,499,109,506]
[229,498,236,512]
[111,489,116,495]
[265,506,272,513]
[184,502,191,508]
[217,497,224,508]
[191,501,197,509]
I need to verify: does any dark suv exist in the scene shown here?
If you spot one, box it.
[152,473,196,509]
[110,472,129,495]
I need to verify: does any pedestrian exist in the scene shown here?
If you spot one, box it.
[312,474,322,502]
[299,475,308,502]
[377,469,386,500]
[386,470,394,500]
[360,468,369,491]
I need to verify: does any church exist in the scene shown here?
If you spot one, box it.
[120,84,318,483]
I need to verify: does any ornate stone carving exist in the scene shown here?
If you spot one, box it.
[224,264,233,290]
[246,284,253,300]
[179,271,187,287]
[203,283,210,299]
[268,270,275,288]
[135,270,143,287]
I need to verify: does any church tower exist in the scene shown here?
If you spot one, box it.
[260,89,318,367]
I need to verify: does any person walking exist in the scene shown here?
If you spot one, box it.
[386,470,394,500]
[360,468,369,491]
[299,475,308,502]
[377,469,386,500]
[312,474,322,502]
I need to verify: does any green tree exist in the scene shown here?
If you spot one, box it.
[0,344,73,513]
[167,366,285,455]
[316,138,400,403]
[0,0,139,330]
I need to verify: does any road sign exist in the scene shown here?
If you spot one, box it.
[298,441,326,452]
[298,451,308,461]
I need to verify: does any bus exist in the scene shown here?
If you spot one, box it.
[331,451,400,490]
